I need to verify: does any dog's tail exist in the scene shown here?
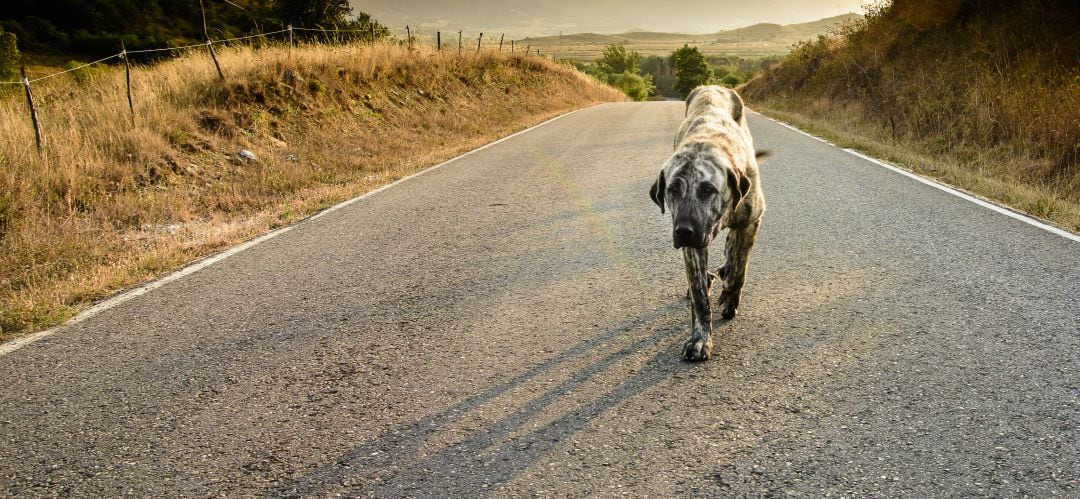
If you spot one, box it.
[755,149,771,165]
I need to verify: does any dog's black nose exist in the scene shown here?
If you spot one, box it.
[673,225,697,248]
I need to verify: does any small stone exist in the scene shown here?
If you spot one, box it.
[239,149,258,162]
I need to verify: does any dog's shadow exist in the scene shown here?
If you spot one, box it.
[270,299,733,496]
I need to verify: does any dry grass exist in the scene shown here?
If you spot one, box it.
[751,103,1080,230]
[0,42,625,339]
[742,0,1079,232]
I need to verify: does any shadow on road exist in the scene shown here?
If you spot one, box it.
[272,300,696,496]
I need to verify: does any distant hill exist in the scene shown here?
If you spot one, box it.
[712,14,862,41]
[517,13,862,60]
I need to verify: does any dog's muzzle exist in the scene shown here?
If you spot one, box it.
[672,224,708,249]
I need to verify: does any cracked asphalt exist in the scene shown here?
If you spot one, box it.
[1,101,1076,496]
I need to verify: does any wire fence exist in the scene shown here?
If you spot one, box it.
[1,25,552,86]
[2,23,555,154]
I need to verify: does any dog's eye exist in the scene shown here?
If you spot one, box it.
[668,181,684,194]
[698,183,718,196]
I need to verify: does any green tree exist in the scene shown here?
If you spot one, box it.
[0,28,17,81]
[671,45,712,98]
[3,0,395,59]
[596,44,641,75]
[273,0,352,28]
[272,0,388,42]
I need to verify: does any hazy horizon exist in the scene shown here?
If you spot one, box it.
[351,1,867,37]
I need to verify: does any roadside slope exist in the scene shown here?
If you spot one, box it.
[742,0,1080,233]
[0,42,625,339]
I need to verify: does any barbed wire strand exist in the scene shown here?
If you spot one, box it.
[0,25,531,85]
[291,27,369,33]
[124,42,209,55]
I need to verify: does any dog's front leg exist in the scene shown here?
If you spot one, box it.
[681,246,712,361]
[717,219,761,320]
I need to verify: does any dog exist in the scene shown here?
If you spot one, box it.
[649,85,766,361]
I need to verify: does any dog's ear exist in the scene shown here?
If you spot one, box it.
[726,167,752,210]
[649,170,666,214]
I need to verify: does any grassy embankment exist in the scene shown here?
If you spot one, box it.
[743,0,1079,231]
[0,42,625,339]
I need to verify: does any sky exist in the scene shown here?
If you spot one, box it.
[351,0,868,37]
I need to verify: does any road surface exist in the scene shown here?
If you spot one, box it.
[1,102,1077,496]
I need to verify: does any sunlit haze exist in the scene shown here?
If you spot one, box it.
[352,0,867,36]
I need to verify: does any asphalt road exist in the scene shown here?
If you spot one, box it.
[1,102,1077,496]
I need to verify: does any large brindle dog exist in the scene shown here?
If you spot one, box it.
[650,85,766,361]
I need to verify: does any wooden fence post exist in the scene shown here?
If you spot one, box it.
[525,45,530,56]
[406,25,412,49]
[370,23,376,44]
[205,40,225,81]
[20,67,44,154]
[499,34,504,52]
[199,0,225,80]
[287,24,293,47]
[437,31,441,51]
[120,40,134,126]
[477,33,483,53]
[511,40,514,53]
[458,31,462,54]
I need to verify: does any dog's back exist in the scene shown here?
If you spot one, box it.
[675,86,754,154]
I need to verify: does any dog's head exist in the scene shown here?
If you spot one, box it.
[650,143,761,249]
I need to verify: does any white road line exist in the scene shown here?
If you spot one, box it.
[773,120,831,144]
[0,104,603,357]
[757,114,1080,244]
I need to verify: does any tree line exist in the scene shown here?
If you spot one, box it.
[575,43,782,101]
[0,0,386,64]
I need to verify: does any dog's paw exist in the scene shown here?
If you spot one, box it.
[681,336,712,362]
[721,302,738,320]
[717,290,739,320]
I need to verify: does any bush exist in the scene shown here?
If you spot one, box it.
[612,71,653,101]
[585,44,654,100]
[719,74,741,87]
[0,28,17,81]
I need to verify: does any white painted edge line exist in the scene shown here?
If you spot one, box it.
[841,148,1080,243]
[757,113,1080,244]
[0,104,601,357]
[773,120,831,144]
